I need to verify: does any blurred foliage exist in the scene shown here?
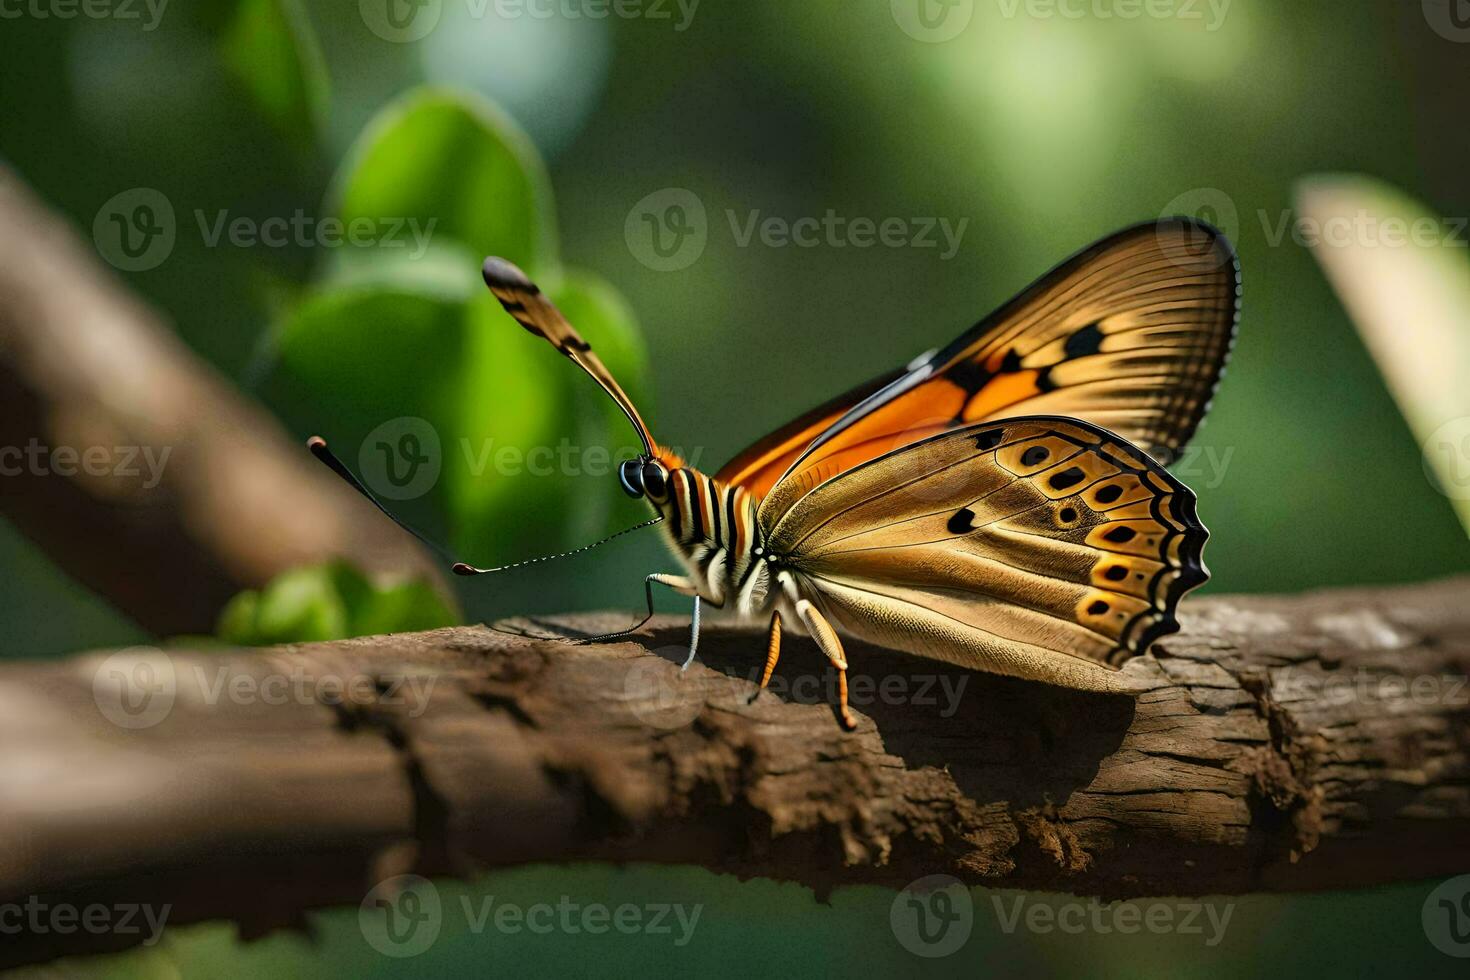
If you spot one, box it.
[1,1,1469,978]
[218,0,328,148]
[263,85,650,567]
[1298,174,1470,536]
[216,561,455,646]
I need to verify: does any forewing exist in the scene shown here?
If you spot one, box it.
[725,218,1238,499]
[764,417,1208,686]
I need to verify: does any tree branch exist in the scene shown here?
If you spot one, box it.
[2,577,1469,965]
[0,166,449,634]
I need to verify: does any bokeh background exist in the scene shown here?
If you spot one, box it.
[1,0,1468,976]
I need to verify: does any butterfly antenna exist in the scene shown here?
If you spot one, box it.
[307,436,663,577]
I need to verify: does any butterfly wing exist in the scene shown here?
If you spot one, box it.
[761,417,1207,688]
[718,218,1239,498]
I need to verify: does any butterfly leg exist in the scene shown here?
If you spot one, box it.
[794,600,857,731]
[748,610,783,704]
[577,573,697,645]
[679,595,702,671]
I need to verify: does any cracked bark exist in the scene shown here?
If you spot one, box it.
[2,577,1469,967]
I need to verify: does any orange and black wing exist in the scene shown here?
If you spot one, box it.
[717,218,1239,499]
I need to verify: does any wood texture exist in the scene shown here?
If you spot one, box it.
[2,577,1469,967]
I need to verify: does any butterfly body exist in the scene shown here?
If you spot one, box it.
[478,218,1239,729]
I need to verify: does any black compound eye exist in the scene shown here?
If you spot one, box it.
[642,461,668,498]
[618,458,645,498]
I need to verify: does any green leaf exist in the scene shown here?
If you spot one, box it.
[270,282,580,558]
[329,87,557,272]
[217,562,456,646]
[219,0,329,147]
[265,89,653,571]
[1296,175,1470,534]
[247,564,349,644]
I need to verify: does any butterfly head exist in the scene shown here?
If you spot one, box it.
[618,450,683,503]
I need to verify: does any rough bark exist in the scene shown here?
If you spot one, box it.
[0,166,448,634]
[1,577,1468,967]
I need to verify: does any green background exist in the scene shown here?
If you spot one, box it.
[1,0,1468,975]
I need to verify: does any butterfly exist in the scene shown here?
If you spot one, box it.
[318,218,1238,730]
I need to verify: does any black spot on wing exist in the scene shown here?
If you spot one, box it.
[972,428,1004,451]
[948,357,994,397]
[1064,322,1105,359]
[948,507,978,534]
[1049,466,1086,491]
[1021,446,1050,466]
